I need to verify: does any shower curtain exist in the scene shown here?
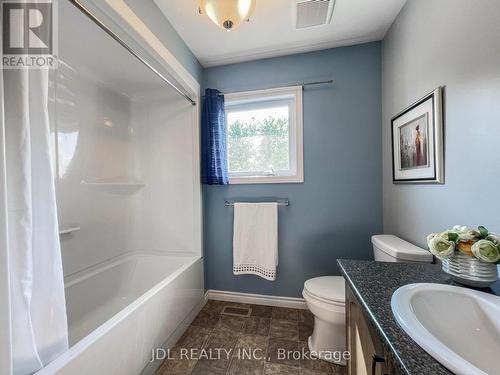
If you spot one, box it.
[2,67,68,374]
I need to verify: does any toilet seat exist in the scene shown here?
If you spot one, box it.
[303,276,345,306]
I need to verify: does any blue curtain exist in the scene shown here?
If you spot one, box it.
[201,88,229,185]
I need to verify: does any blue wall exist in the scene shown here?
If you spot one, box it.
[203,43,383,298]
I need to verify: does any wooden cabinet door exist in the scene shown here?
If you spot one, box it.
[346,284,394,375]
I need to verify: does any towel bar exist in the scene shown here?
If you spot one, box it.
[224,200,289,207]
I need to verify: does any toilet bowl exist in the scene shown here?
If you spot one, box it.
[303,235,433,365]
[302,276,346,364]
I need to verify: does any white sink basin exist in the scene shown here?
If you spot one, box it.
[391,283,500,375]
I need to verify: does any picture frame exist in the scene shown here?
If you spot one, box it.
[391,87,444,184]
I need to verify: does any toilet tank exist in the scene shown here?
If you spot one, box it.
[371,235,433,263]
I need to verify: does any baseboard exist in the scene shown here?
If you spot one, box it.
[206,289,307,309]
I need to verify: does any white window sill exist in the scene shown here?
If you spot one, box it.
[228,174,304,185]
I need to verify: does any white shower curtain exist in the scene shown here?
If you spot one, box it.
[2,66,68,374]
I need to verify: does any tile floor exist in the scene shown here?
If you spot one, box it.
[156,301,346,375]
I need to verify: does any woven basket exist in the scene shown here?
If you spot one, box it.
[441,252,499,287]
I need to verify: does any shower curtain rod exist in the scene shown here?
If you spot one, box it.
[67,0,197,106]
[218,79,335,96]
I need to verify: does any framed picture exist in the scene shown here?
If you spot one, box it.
[391,87,444,184]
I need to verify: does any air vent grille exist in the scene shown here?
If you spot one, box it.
[295,0,335,29]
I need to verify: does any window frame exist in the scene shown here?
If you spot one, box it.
[224,86,304,184]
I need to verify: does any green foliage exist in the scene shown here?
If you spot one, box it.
[227,115,289,173]
[478,226,489,238]
[447,232,459,243]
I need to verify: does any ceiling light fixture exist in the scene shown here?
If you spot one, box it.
[199,0,256,32]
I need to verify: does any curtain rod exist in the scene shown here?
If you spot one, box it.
[218,79,334,96]
[67,0,197,106]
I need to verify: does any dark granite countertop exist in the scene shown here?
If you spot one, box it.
[337,259,500,375]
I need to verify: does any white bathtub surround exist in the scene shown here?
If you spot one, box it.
[2,68,68,373]
[54,0,202,277]
[233,202,278,280]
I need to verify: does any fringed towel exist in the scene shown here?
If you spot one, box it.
[233,202,278,281]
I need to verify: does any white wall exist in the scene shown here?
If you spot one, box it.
[382,0,500,246]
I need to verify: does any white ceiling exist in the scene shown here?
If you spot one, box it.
[153,0,406,67]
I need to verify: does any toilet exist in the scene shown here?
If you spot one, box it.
[302,234,433,364]
[303,276,346,363]
[371,234,434,263]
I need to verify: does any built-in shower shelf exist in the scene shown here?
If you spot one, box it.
[81,178,146,194]
[59,226,81,235]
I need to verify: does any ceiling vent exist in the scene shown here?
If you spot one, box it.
[293,0,336,29]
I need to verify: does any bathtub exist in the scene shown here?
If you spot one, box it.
[37,252,204,375]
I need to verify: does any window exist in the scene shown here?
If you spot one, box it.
[224,86,304,184]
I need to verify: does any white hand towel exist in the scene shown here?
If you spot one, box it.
[233,202,278,281]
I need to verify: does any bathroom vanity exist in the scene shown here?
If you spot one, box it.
[345,284,400,375]
[338,259,500,375]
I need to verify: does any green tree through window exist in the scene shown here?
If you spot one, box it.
[227,112,289,174]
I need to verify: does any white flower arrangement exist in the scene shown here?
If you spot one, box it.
[427,225,500,263]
